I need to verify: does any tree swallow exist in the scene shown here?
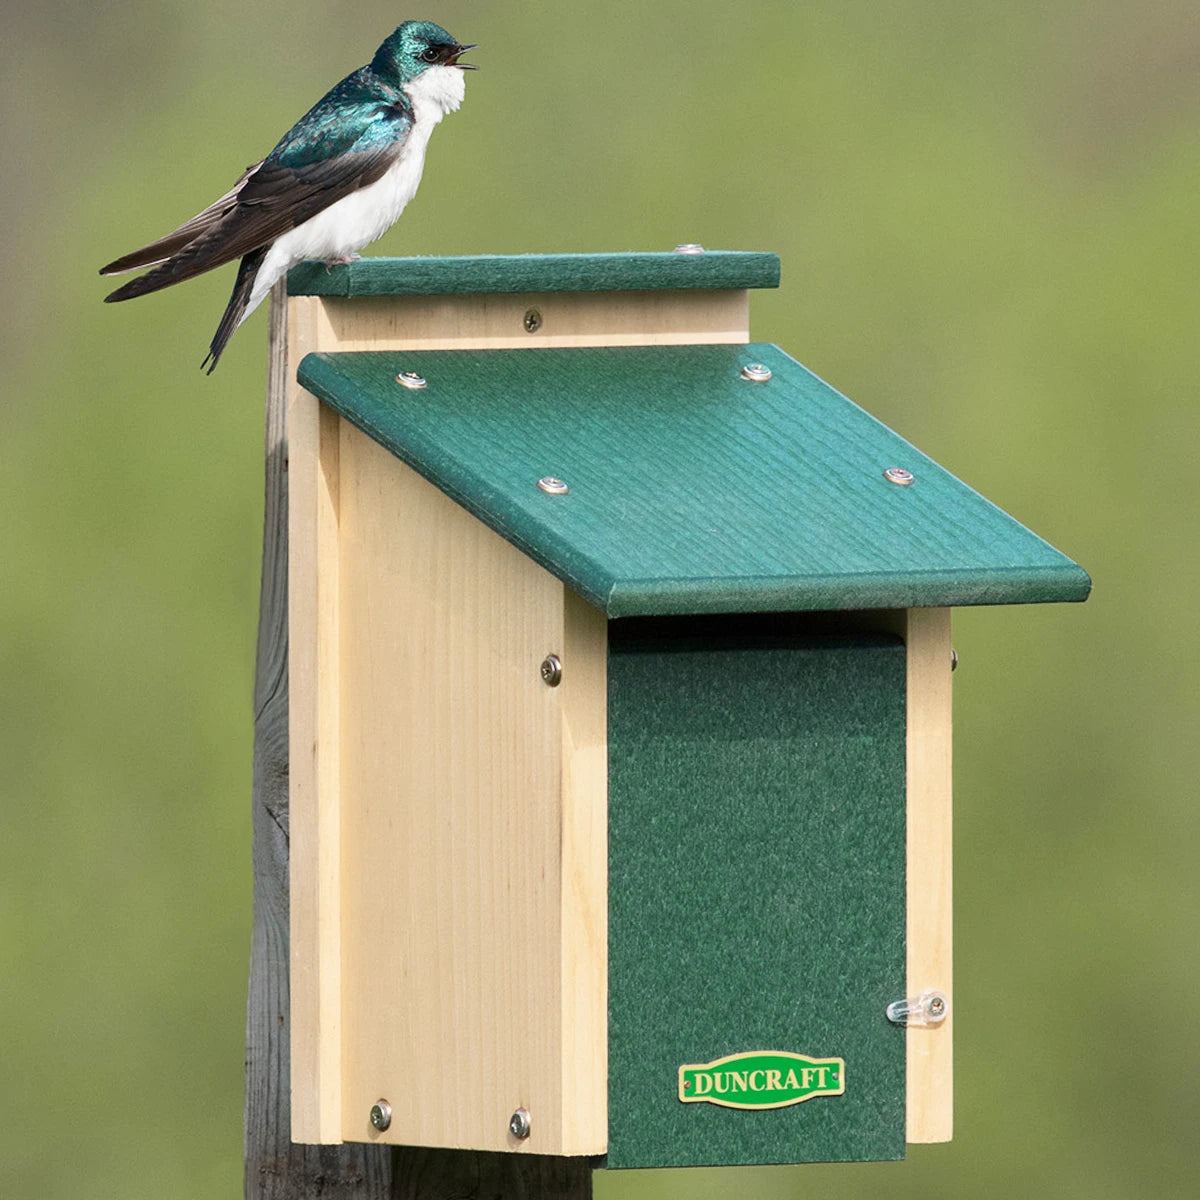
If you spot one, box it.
[100,21,475,373]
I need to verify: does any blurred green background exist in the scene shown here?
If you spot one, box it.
[2,1,1197,1196]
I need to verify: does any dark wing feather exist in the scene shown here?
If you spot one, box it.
[104,140,403,304]
[99,161,264,276]
[103,82,413,304]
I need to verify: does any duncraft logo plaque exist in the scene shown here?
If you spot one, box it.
[678,1051,845,1110]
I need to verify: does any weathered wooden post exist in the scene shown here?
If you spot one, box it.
[247,250,1088,1194]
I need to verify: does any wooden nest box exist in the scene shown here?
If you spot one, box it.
[278,251,1089,1169]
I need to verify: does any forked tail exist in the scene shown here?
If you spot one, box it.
[201,247,268,374]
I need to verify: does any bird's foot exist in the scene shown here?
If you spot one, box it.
[323,252,362,273]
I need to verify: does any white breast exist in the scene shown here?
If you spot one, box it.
[241,65,467,321]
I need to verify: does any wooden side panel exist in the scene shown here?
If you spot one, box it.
[335,422,608,1155]
[316,289,749,350]
[903,607,953,1142]
[833,608,954,1143]
[558,589,608,1152]
[286,296,347,1144]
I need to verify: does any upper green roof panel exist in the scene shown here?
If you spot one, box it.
[297,344,1090,617]
[287,251,780,297]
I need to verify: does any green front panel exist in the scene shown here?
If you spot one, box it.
[606,621,907,1168]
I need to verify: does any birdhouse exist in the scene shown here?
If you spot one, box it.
[279,251,1089,1169]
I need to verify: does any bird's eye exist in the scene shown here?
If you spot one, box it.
[419,47,440,63]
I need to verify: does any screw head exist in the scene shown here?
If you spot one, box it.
[540,654,563,687]
[537,476,569,495]
[674,243,705,254]
[929,995,947,1018]
[740,363,772,382]
[523,308,543,333]
[509,1107,532,1139]
[396,371,427,390]
[883,466,914,486]
[370,1100,392,1132]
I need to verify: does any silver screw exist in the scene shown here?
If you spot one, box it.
[674,243,705,254]
[509,1107,532,1139]
[396,371,427,390]
[950,648,959,672]
[524,308,543,333]
[740,363,772,382]
[883,467,914,486]
[370,1100,392,1132]
[928,995,947,1019]
[540,655,563,687]
[537,476,569,495]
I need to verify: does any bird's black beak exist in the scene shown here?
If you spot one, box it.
[446,43,478,69]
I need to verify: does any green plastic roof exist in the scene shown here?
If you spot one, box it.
[287,251,780,297]
[297,344,1090,617]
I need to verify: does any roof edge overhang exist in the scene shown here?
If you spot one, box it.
[601,567,1092,618]
[287,251,781,298]
[297,344,1091,619]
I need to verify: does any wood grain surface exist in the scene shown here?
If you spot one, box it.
[335,422,608,1154]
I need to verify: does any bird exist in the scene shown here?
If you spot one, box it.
[100,20,475,373]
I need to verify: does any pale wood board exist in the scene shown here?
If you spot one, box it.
[557,588,609,1152]
[846,608,953,1143]
[287,295,346,1144]
[901,607,954,1142]
[335,422,608,1155]
[316,288,749,349]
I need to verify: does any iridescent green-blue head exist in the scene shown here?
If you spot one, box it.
[372,20,477,85]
